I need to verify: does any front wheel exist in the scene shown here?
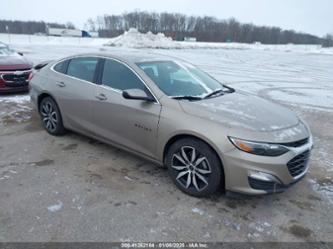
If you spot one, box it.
[166,138,223,197]
[39,97,66,136]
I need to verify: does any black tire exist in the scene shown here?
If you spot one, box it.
[166,138,223,197]
[39,97,66,136]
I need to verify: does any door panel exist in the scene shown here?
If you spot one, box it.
[54,75,97,133]
[51,57,99,133]
[92,87,161,159]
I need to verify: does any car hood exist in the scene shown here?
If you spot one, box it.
[0,53,32,70]
[179,91,300,132]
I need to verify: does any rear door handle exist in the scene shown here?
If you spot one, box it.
[95,93,107,101]
[57,81,66,87]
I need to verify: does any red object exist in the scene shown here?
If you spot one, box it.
[0,52,33,93]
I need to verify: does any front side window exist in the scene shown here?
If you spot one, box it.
[67,57,99,82]
[137,61,223,97]
[101,59,146,91]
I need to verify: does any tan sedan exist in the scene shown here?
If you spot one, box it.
[30,51,313,197]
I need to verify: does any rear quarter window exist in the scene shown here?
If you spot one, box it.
[67,57,99,83]
[53,60,69,74]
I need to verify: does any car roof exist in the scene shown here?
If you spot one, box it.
[74,49,177,64]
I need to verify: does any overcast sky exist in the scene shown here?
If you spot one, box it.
[2,0,332,36]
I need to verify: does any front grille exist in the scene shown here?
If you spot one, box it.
[1,71,30,87]
[287,150,310,177]
[281,138,309,147]
[2,72,30,83]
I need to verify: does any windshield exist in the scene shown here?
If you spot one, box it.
[136,60,223,97]
[0,45,15,56]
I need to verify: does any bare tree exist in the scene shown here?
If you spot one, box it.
[0,20,67,34]
[322,34,333,47]
[86,18,96,31]
[65,22,76,29]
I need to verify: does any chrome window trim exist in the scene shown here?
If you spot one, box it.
[50,55,160,105]
[51,56,100,86]
[51,57,102,89]
[98,84,122,94]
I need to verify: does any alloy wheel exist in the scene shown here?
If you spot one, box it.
[41,101,58,133]
[171,146,212,192]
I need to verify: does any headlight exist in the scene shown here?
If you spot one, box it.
[228,137,289,156]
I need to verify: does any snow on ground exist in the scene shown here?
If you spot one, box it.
[0,95,30,104]
[267,88,333,111]
[0,95,33,125]
[1,31,333,55]
[47,201,63,212]
[1,35,332,112]
[2,41,332,112]
[0,33,108,46]
[154,49,333,112]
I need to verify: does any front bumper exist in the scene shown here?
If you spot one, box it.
[222,137,313,195]
[247,171,306,193]
[0,84,29,94]
[0,69,31,94]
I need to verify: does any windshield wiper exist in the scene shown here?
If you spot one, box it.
[203,86,235,99]
[203,89,225,99]
[171,96,203,101]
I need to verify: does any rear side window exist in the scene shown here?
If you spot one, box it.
[53,60,68,74]
[101,59,145,91]
[67,57,99,83]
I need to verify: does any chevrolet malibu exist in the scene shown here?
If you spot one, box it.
[30,52,313,197]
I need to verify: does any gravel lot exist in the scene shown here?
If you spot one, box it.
[0,44,333,242]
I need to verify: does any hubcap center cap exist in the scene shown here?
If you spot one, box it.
[188,165,194,171]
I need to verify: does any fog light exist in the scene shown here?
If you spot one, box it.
[248,170,281,184]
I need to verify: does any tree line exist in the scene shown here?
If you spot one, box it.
[86,11,332,46]
[1,12,332,46]
[0,20,75,35]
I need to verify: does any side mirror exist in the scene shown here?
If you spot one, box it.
[122,89,155,102]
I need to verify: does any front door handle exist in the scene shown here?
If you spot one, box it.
[95,93,107,101]
[57,81,66,87]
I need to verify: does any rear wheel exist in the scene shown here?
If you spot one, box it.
[166,138,223,197]
[39,97,66,136]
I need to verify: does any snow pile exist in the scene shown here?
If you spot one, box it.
[104,29,333,54]
[106,28,175,48]
[105,28,250,50]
